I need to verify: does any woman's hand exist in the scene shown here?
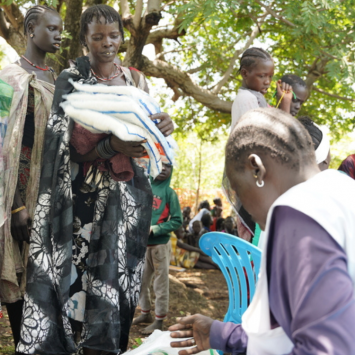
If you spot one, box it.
[11,208,31,243]
[169,314,214,355]
[151,112,174,136]
[110,136,147,158]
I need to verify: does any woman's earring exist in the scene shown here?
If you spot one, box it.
[30,33,34,38]
[256,180,264,188]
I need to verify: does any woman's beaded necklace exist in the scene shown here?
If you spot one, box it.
[21,55,50,71]
[91,63,121,81]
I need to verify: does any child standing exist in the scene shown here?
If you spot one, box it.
[228,47,293,244]
[231,47,292,130]
[133,164,182,334]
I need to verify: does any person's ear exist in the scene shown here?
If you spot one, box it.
[27,21,34,37]
[247,154,266,187]
[240,67,249,80]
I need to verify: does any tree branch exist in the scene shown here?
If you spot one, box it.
[0,10,9,40]
[156,45,194,59]
[140,55,232,113]
[133,0,143,28]
[211,12,267,94]
[305,56,329,92]
[120,0,131,19]
[187,65,207,74]
[147,0,162,13]
[254,0,296,27]
[2,3,22,30]
[313,87,355,102]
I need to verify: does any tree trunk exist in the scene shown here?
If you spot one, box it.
[58,0,84,72]
[194,140,203,215]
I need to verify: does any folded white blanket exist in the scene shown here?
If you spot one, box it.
[61,81,175,178]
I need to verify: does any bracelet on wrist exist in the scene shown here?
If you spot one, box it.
[12,206,26,214]
[96,137,116,160]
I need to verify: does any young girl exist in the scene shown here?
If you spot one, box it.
[229,47,293,245]
[231,47,292,130]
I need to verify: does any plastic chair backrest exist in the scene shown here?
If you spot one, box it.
[199,232,262,324]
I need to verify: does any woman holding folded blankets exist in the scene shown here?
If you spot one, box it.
[17,5,174,355]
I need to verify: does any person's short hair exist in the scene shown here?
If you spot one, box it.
[298,116,323,150]
[80,5,124,47]
[213,197,221,204]
[199,200,210,210]
[280,74,307,89]
[239,47,272,72]
[226,108,315,171]
[216,217,225,231]
[201,213,212,227]
[24,5,58,34]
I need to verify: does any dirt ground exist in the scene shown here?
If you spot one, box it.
[0,268,229,354]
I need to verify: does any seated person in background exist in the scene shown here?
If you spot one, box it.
[211,202,223,231]
[186,220,203,247]
[338,154,355,179]
[298,116,331,171]
[211,197,223,217]
[174,225,189,244]
[188,200,211,232]
[182,206,191,232]
[201,213,213,235]
[216,217,225,232]
[276,74,309,117]
[222,216,238,236]
[171,228,218,270]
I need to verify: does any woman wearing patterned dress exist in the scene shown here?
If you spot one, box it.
[0,6,62,353]
[17,5,174,355]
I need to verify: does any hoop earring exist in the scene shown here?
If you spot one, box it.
[256,180,264,188]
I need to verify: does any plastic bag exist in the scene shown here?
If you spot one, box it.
[123,330,218,355]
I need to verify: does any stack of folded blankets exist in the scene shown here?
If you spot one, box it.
[61,80,175,178]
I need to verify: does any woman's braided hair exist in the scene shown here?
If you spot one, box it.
[24,5,57,34]
[226,107,315,171]
[239,47,272,72]
[80,5,124,47]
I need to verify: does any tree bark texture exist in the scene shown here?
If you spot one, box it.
[58,0,83,72]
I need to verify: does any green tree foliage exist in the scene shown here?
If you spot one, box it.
[156,0,355,140]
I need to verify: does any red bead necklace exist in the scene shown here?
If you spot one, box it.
[21,55,50,71]
[91,63,121,81]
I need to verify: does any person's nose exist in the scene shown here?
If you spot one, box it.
[294,101,301,109]
[103,37,113,47]
[264,77,271,86]
[55,32,61,41]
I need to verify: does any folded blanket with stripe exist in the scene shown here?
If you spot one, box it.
[61,80,176,178]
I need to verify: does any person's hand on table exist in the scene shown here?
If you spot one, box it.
[169,314,214,355]
[11,207,31,243]
[110,136,147,158]
[150,112,174,137]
